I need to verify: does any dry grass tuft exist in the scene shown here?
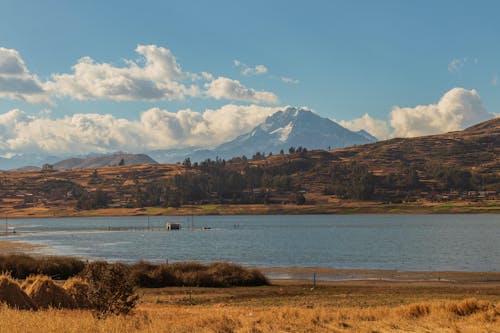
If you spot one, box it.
[0,273,35,310]
[24,275,76,309]
[446,298,493,317]
[63,277,91,308]
[398,302,431,318]
[20,274,44,291]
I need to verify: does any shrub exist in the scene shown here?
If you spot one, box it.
[63,277,91,308]
[0,254,85,280]
[129,261,268,288]
[80,262,138,318]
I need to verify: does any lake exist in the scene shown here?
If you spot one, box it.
[2,214,499,272]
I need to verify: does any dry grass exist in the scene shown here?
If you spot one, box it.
[1,273,499,332]
[0,274,35,310]
[24,275,77,309]
[0,298,498,333]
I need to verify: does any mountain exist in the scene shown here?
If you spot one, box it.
[149,107,377,163]
[0,153,60,171]
[52,153,158,170]
[202,107,376,160]
[356,129,378,142]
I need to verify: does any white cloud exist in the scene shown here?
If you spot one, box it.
[205,77,279,104]
[492,74,498,87]
[339,113,391,139]
[448,58,467,73]
[390,88,495,137]
[0,48,50,104]
[339,88,496,139]
[280,77,300,84]
[0,104,282,155]
[234,60,268,76]
[45,45,200,101]
[0,46,281,104]
[43,45,278,104]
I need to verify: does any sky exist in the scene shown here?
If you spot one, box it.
[0,0,498,156]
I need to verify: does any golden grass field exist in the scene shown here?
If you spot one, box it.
[1,279,499,333]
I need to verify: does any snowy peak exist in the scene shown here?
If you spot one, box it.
[213,107,376,159]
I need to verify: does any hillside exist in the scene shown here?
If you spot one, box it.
[52,154,158,170]
[0,118,498,215]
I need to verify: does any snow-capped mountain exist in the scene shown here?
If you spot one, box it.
[1,107,378,169]
[205,107,376,160]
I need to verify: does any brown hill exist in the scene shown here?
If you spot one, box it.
[52,153,158,170]
[0,118,498,212]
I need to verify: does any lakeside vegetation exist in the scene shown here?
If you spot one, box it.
[0,255,268,288]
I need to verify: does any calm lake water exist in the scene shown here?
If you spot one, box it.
[2,214,499,272]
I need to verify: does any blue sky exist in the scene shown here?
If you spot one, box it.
[0,0,498,155]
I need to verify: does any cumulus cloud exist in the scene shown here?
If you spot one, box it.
[339,88,496,139]
[0,48,50,103]
[205,77,279,104]
[339,113,391,140]
[390,88,495,137]
[45,45,200,101]
[39,45,279,104]
[0,105,282,155]
[0,45,281,104]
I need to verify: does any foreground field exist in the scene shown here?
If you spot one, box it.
[1,280,499,333]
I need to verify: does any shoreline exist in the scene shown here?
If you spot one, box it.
[0,240,43,254]
[261,266,500,284]
[0,201,499,218]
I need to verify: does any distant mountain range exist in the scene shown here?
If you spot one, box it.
[1,107,377,170]
[5,154,158,171]
[51,154,158,170]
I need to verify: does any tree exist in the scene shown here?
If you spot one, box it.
[118,158,125,166]
[42,164,54,172]
[295,192,306,205]
[183,157,192,168]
